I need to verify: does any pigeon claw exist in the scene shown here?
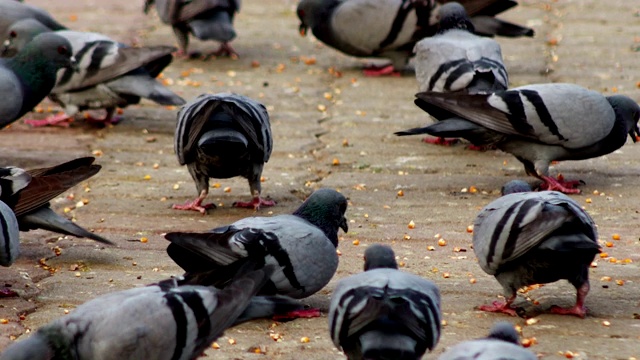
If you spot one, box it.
[24,113,73,127]
[0,287,18,298]
[362,64,401,77]
[549,304,586,318]
[477,301,518,317]
[421,136,459,146]
[172,199,216,214]
[206,43,239,59]
[272,308,321,321]
[233,197,276,211]
[539,175,581,194]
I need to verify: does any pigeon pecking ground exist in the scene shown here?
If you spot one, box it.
[0,0,638,358]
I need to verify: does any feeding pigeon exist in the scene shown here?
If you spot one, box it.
[472,180,601,318]
[144,0,240,58]
[164,188,349,318]
[2,19,185,127]
[0,0,65,37]
[0,157,113,245]
[412,2,508,146]
[0,266,275,360]
[0,32,75,129]
[173,93,274,213]
[438,321,536,360]
[329,244,441,360]
[0,200,19,267]
[296,0,533,77]
[395,83,640,193]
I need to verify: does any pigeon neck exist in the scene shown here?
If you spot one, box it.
[37,325,76,359]
[293,206,340,247]
[7,53,59,107]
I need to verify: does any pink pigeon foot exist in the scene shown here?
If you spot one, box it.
[549,304,587,318]
[172,198,216,214]
[466,144,496,151]
[272,308,321,321]
[421,136,459,146]
[233,197,276,210]
[477,300,518,317]
[539,175,582,194]
[24,113,73,127]
[363,64,401,77]
[207,43,239,58]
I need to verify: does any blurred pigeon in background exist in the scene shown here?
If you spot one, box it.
[329,244,441,359]
[396,83,640,193]
[411,1,508,145]
[0,157,113,245]
[438,321,536,360]
[2,19,185,127]
[0,266,275,360]
[0,199,19,267]
[0,32,75,129]
[173,93,273,212]
[297,0,533,76]
[165,188,348,319]
[472,181,601,318]
[0,0,66,36]
[144,0,240,58]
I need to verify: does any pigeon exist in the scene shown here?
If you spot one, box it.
[0,157,113,245]
[296,0,533,77]
[0,266,275,360]
[144,0,240,58]
[0,199,20,267]
[164,188,349,318]
[329,244,441,360]
[173,93,274,213]
[438,321,536,360]
[395,83,640,193]
[0,32,75,129]
[472,180,602,318]
[2,19,185,127]
[411,2,508,146]
[0,0,65,38]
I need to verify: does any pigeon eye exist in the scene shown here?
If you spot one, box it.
[9,31,16,38]
[57,45,68,55]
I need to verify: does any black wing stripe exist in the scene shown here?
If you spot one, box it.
[165,293,188,360]
[501,91,533,134]
[177,291,211,349]
[521,89,567,141]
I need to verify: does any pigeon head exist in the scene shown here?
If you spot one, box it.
[606,95,640,143]
[296,0,332,36]
[11,32,76,72]
[292,188,348,247]
[500,180,532,195]
[363,244,398,270]
[2,19,52,57]
[0,331,56,360]
[486,321,521,345]
[436,2,475,34]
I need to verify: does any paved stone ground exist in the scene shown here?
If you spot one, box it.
[0,0,639,359]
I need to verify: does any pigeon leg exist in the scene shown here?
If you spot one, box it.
[207,42,239,58]
[421,136,459,146]
[233,193,276,210]
[363,64,401,77]
[83,109,123,125]
[172,190,215,214]
[477,294,518,316]
[539,175,581,194]
[272,308,321,321]
[24,113,73,127]
[549,282,589,318]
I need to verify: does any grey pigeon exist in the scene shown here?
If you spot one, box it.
[0,266,275,360]
[164,188,349,318]
[173,93,273,213]
[414,2,508,94]
[0,157,113,245]
[0,32,75,129]
[329,244,441,360]
[472,181,601,318]
[395,83,640,193]
[296,0,533,76]
[411,2,507,146]
[0,0,65,37]
[438,322,536,360]
[0,199,19,267]
[2,19,185,127]
[144,0,240,57]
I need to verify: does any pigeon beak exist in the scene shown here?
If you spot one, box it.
[299,24,308,37]
[630,125,640,143]
[69,56,80,72]
[339,216,348,233]
[1,39,14,57]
